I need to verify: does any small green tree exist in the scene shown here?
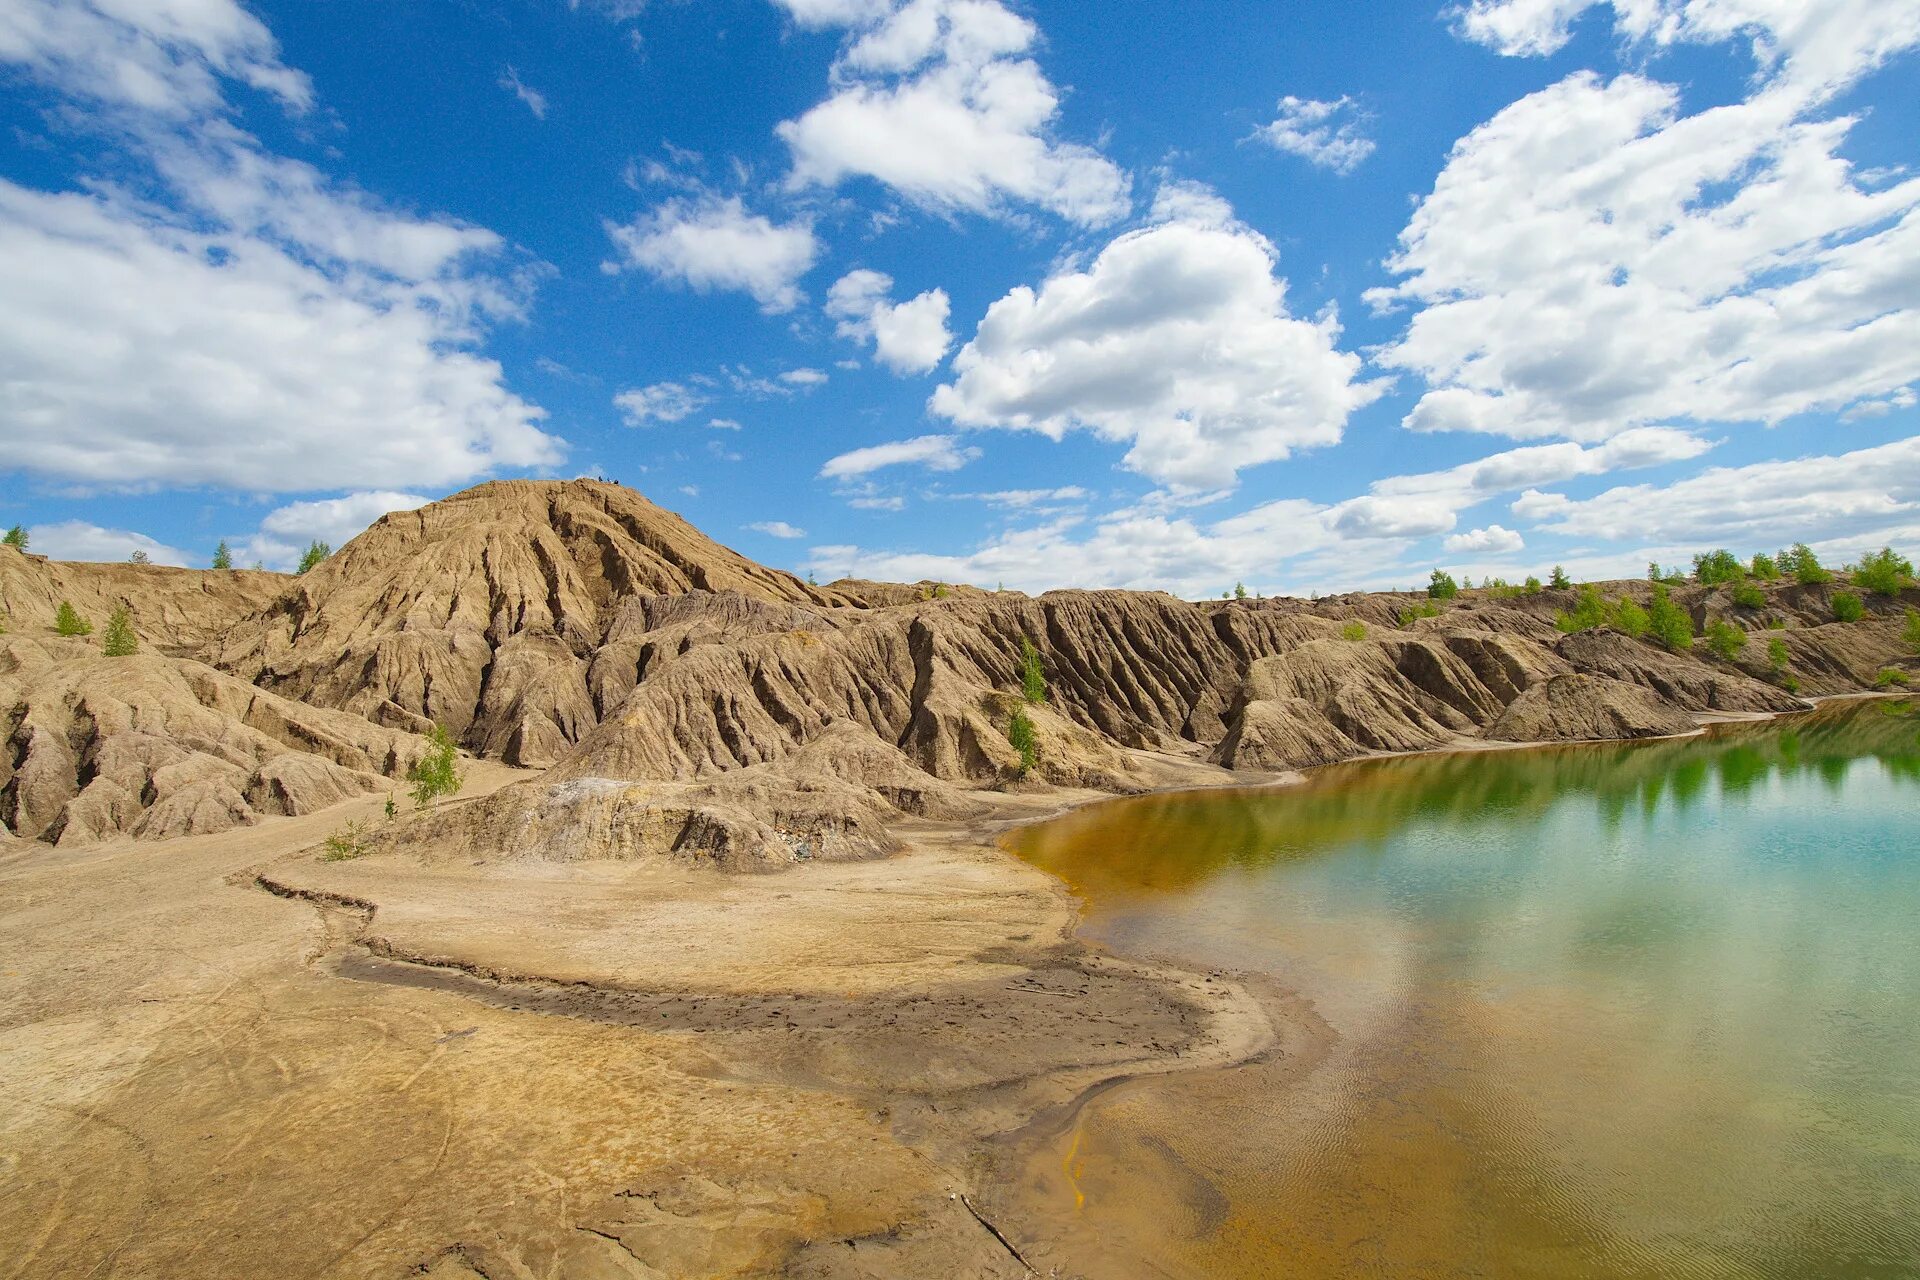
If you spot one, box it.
[296,540,332,575]
[1749,552,1778,580]
[1692,549,1745,585]
[127,549,150,565]
[1851,546,1913,597]
[1832,591,1865,623]
[101,607,138,657]
[2,525,26,551]
[406,724,464,809]
[1549,565,1571,590]
[212,540,234,570]
[1427,570,1459,600]
[1704,620,1746,661]
[1609,597,1650,638]
[1648,583,1693,651]
[1555,585,1607,633]
[1233,581,1248,600]
[1006,707,1038,776]
[1729,581,1766,609]
[1904,608,1920,654]
[54,601,91,637]
[1341,621,1367,641]
[1766,636,1790,673]
[1523,575,1542,594]
[1786,543,1832,585]
[1875,668,1909,689]
[1397,600,1440,627]
[1647,562,1663,582]
[1018,636,1047,705]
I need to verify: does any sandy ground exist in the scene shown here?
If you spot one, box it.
[0,760,1279,1280]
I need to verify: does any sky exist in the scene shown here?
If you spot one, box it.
[1,0,1917,597]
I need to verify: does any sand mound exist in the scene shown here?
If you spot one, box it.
[1485,673,1696,742]
[0,543,282,652]
[0,636,427,845]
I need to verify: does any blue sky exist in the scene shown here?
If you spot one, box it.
[2,0,1917,596]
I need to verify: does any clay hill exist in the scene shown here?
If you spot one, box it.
[3,479,1915,855]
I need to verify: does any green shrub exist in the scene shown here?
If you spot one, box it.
[296,540,331,575]
[1427,570,1459,600]
[1,524,26,550]
[406,724,464,809]
[1832,591,1865,623]
[1784,543,1832,585]
[211,540,233,570]
[1555,585,1607,633]
[1609,597,1650,638]
[1781,674,1801,694]
[1397,600,1440,627]
[1549,565,1571,590]
[1704,620,1746,661]
[127,549,150,565]
[1766,636,1790,672]
[1851,546,1913,596]
[1523,575,1542,594]
[1905,608,1920,655]
[1728,581,1766,609]
[322,820,373,862]
[1648,584,1693,651]
[1692,549,1745,585]
[1749,552,1778,580]
[1875,668,1910,689]
[1340,621,1367,641]
[54,601,91,636]
[101,607,138,657]
[1018,636,1047,705]
[1007,708,1038,776]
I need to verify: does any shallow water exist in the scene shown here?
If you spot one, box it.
[1004,700,1920,1278]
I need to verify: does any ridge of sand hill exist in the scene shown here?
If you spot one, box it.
[3,478,1915,854]
[0,542,283,652]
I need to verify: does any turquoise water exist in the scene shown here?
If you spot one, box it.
[1005,700,1920,1278]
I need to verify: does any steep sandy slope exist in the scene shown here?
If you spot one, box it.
[0,635,428,845]
[215,480,855,764]
[0,543,283,652]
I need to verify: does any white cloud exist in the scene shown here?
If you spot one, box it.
[708,416,744,430]
[931,203,1380,490]
[614,381,705,424]
[0,0,313,119]
[1326,496,1459,540]
[1448,0,1920,99]
[946,486,1090,508]
[1369,68,1920,446]
[605,194,818,313]
[747,520,808,538]
[1372,427,1713,504]
[499,66,548,118]
[825,269,954,373]
[1445,523,1526,554]
[820,433,980,479]
[776,0,1130,226]
[239,490,429,570]
[27,520,190,567]
[1251,96,1375,174]
[1523,435,1920,548]
[780,367,829,386]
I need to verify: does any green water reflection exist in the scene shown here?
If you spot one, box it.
[1005,700,1920,1279]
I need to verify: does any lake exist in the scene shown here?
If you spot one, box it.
[1003,699,1920,1278]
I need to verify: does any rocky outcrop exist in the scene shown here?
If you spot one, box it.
[1554,631,1805,714]
[1485,673,1696,742]
[0,636,427,845]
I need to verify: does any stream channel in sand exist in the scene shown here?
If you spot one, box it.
[1003,698,1920,1279]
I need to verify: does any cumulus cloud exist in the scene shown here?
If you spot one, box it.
[239,491,430,570]
[1444,523,1526,554]
[747,520,808,538]
[931,202,1379,489]
[819,433,980,479]
[614,382,705,424]
[826,269,954,373]
[781,367,829,386]
[27,521,191,567]
[776,0,1130,225]
[0,0,563,495]
[1369,66,1920,446]
[1251,96,1375,174]
[605,194,818,313]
